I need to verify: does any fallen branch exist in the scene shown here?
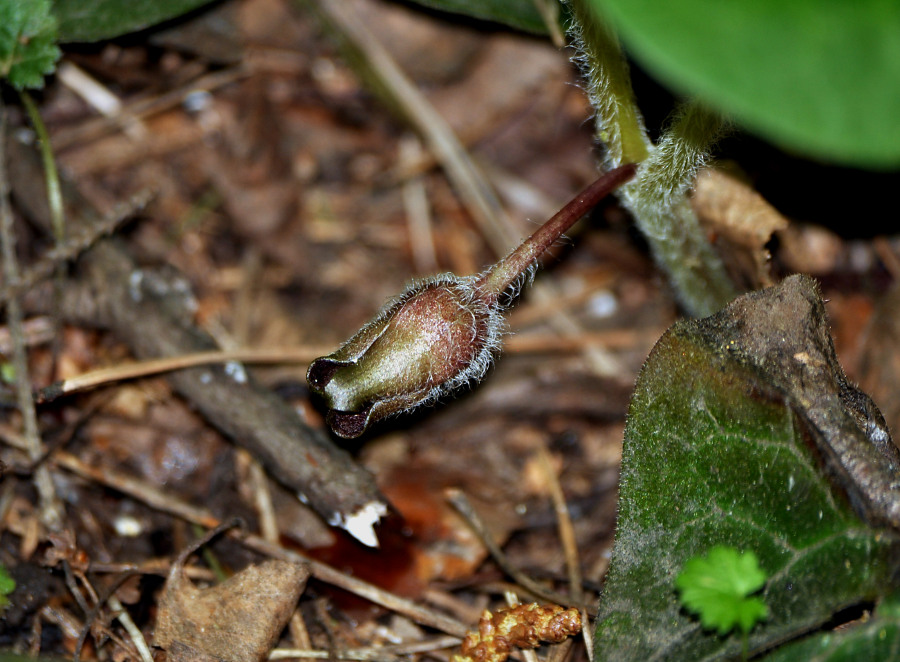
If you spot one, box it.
[6,129,388,546]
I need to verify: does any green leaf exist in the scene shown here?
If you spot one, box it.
[0,0,61,90]
[594,276,900,661]
[0,564,15,610]
[676,546,768,635]
[400,0,549,35]
[588,0,900,168]
[53,0,218,43]
[761,594,900,661]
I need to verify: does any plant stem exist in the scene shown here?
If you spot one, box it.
[21,89,67,374]
[567,0,650,167]
[476,164,636,302]
[20,91,64,244]
[567,1,739,316]
[619,102,738,316]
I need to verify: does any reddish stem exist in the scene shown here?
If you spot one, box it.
[475,163,637,303]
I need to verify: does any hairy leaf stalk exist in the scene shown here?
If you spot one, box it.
[567,0,738,316]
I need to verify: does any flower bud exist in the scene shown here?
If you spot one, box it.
[307,275,503,438]
[308,165,636,437]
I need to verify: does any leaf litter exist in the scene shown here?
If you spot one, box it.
[1,0,899,660]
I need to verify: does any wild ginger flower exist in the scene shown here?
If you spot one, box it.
[308,164,637,437]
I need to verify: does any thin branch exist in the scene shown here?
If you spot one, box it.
[8,127,387,546]
[269,636,461,661]
[536,446,592,662]
[536,446,583,604]
[108,594,154,662]
[0,189,154,307]
[0,100,62,530]
[36,346,330,403]
[444,488,583,609]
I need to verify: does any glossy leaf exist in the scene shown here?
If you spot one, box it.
[594,276,900,661]
[589,0,900,168]
[400,0,548,35]
[0,0,60,89]
[54,0,217,42]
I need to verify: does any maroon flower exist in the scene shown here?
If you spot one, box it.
[308,165,636,437]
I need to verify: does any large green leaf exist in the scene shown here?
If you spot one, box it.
[400,0,548,35]
[53,0,217,42]
[0,0,60,89]
[588,0,900,168]
[761,594,900,661]
[595,276,900,660]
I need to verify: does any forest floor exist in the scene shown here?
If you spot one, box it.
[2,0,899,659]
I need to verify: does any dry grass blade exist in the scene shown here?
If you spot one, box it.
[36,346,331,403]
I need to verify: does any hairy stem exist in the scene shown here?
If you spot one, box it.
[567,0,650,167]
[567,1,739,316]
[619,102,738,316]
[476,164,636,302]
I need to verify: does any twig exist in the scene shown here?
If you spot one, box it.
[536,446,591,661]
[108,594,154,662]
[54,451,221,529]
[444,488,582,609]
[0,189,154,307]
[7,132,387,546]
[73,571,141,662]
[246,535,470,638]
[36,346,330,403]
[245,449,280,544]
[536,446,583,604]
[31,326,661,407]
[399,135,438,274]
[0,101,62,530]
[269,636,461,661]
[51,65,250,151]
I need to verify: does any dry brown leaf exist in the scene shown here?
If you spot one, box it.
[859,283,900,438]
[154,558,308,662]
[692,167,788,288]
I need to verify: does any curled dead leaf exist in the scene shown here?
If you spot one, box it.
[692,167,788,288]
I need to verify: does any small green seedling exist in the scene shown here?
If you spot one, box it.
[676,545,769,637]
[0,0,61,90]
[0,563,15,611]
